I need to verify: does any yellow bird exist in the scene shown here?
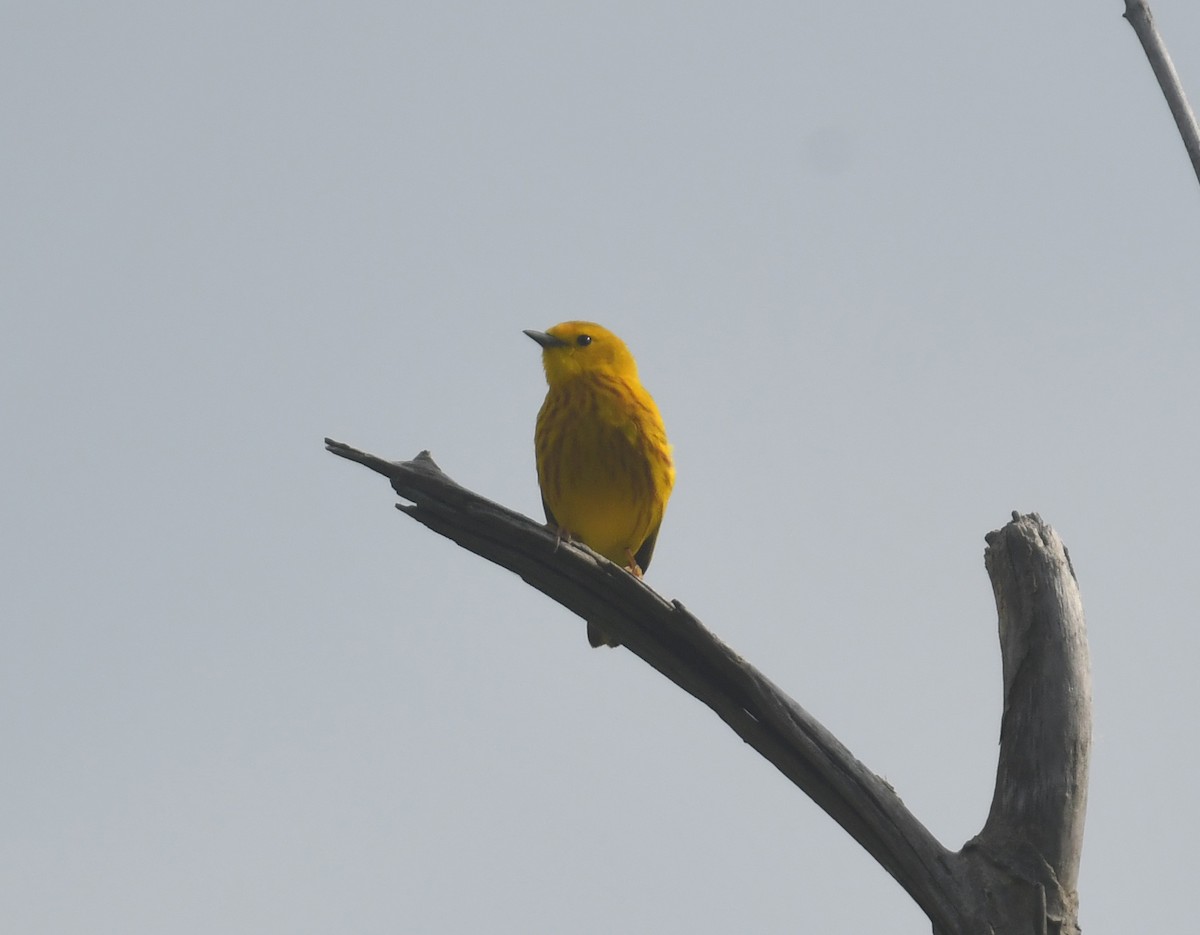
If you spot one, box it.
[525,321,675,648]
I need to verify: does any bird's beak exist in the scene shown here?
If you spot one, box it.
[524,329,569,348]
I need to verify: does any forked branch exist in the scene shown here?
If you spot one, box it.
[326,439,1090,934]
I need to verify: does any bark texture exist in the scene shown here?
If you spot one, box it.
[962,514,1091,935]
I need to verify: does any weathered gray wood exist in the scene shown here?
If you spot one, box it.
[326,440,1091,934]
[937,514,1093,935]
[963,514,1091,935]
[1124,0,1200,186]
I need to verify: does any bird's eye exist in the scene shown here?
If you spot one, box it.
[576,334,592,347]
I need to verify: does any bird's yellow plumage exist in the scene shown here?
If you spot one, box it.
[525,322,674,648]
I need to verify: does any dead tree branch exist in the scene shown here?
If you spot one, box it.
[1124,0,1200,186]
[965,515,1092,935]
[325,439,1090,934]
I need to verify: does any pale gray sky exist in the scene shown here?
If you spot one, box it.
[4,2,1200,932]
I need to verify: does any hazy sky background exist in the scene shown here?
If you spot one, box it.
[4,2,1199,932]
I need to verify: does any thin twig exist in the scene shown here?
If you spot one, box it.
[1124,0,1200,186]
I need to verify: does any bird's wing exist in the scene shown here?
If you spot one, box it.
[541,496,557,527]
[635,521,661,574]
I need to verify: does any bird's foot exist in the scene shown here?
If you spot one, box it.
[553,526,574,553]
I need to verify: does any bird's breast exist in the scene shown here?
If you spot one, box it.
[535,375,672,563]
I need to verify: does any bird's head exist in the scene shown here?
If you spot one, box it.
[524,321,639,386]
